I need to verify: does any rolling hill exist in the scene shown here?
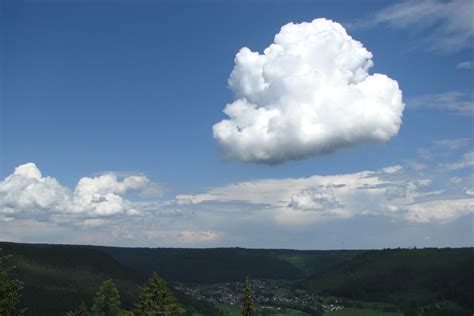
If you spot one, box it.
[305,248,474,314]
[100,247,363,283]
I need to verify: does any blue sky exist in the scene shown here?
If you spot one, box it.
[1,0,473,248]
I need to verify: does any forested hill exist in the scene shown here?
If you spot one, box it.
[1,242,473,315]
[100,246,362,283]
[0,242,361,314]
[305,247,474,312]
[0,242,363,286]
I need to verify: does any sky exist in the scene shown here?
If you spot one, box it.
[0,0,473,249]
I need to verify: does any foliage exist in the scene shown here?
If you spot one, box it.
[66,301,89,316]
[0,252,24,316]
[241,278,257,316]
[134,272,179,316]
[91,279,121,316]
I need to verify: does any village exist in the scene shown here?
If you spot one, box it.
[173,279,344,315]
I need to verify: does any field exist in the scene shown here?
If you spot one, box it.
[324,308,403,316]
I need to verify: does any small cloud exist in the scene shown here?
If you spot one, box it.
[417,148,433,160]
[213,18,404,164]
[416,138,471,162]
[441,151,474,170]
[288,187,342,211]
[450,176,462,185]
[434,138,470,150]
[416,179,432,186]
[457,61,473,69]
[408,91,473,115]
[383,165,403,174]
[400,199,474,223]
[405,160,427,171]
[369,0,474,53]
[175,195,199,205]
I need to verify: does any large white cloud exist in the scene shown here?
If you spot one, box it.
[0,163,163,221]
[213,18,404,164]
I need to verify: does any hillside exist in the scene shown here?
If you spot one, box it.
[100,247,363,283]
[305,248,474,313]
[0,242,142,314]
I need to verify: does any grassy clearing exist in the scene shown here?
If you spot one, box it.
[218,304,241,316]
[324,307,403,316]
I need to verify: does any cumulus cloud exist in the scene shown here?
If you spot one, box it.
[213,18,404,164]
[0,163,163,221]
[0,163,70,216]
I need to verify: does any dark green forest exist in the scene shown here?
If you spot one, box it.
[305,248,474,315]
[0,242,472,316]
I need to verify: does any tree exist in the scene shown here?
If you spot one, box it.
[66,301,89,316]
[0,253,24,316]
[241,278,257,316]
[134,272,179,316]
[92,279,121,316]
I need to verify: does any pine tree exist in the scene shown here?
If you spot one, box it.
[0,253,24,316]
[91,279,121,316]
[241,278,257,316]
[134,272,179,316]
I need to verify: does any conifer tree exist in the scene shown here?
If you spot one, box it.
[92,279,121,316]
[241,278,257,316]
[134,272,179,316]
[0,253,24,316]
